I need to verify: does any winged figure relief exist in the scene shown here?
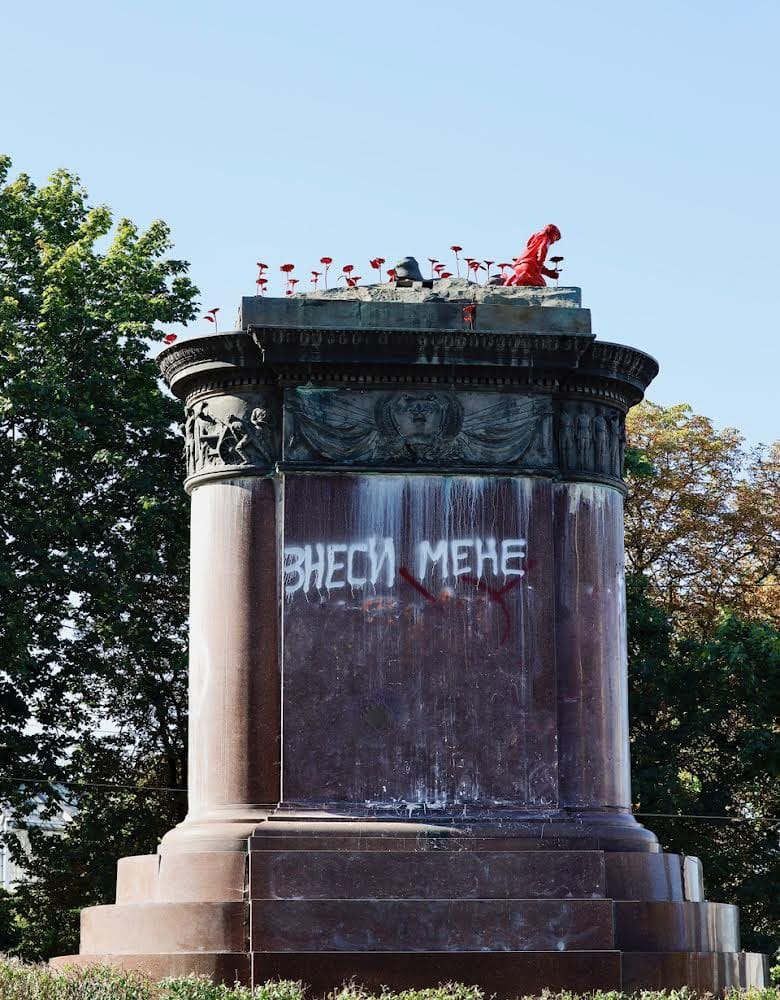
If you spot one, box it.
[458,395,551,465]
[288,388,383,463]
[288,387,550,467]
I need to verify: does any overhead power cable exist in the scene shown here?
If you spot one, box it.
[1,777,778,824]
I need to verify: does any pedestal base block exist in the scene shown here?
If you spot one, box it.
[622,951,769,992]
[50,953,250,986]
[55,837,767,994]
[251,952,624,996]
[80,901,246,955]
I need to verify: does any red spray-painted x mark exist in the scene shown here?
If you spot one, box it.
[398,568,521,646]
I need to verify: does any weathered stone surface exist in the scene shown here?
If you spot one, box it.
[80,902,246,954]
[116,855,159,905]
[50,953,250,985]
[240,294,591,336]
[248,815,659,853]
[604,852,689,901]
[250,899,614,952]
[249,850,606,900]
[614,900,740,952]
[160,477,280,853]
[251,951,623,996]
[622,951,767,991]
[554,484,632,812]
[116,852,247,904]
[243,278,582,312]
[281,474,559,812]
[684,854,705,901]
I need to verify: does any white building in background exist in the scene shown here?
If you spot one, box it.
[0,794,77,890]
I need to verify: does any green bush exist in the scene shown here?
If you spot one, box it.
[0,960,779,1000]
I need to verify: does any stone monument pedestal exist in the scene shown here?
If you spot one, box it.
[53,283,767,993]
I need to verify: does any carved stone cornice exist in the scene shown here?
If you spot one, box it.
[157,309,657,490]
[158,333,267,401]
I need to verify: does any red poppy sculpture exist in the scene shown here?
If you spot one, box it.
[450,245,463,277]
[204,307,220,332]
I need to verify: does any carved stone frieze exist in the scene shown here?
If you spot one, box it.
[556,401,625,481]
[284,387,555,470]
[184,389,280,489]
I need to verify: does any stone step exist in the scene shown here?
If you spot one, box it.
[249,898,613,952]
[249,849,605,900]
[249,817,656,854]
[50,952,250,986]
[80,902,247,955]
[604,851,697,901]
[622,951,768,991]
[614,901,740,952]
[116,852,247,904]
[113,848,704,907]
[251,951,622,995]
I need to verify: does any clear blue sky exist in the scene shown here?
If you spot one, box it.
[4,0,778,445]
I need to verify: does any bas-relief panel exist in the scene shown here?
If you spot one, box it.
[557,401,626,479]
[284,388,555,469]
[183,391,279,480]
[181,388,626,482]
[280,475,558,813]
[283,387,626,479]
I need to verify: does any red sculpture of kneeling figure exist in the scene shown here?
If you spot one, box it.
[503,223,561,286]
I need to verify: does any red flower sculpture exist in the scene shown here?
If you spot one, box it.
[342,264,354,274]
[483,260,494,282]
[311,270,322,289]
[163,333,177,345]
[204,307,220,332]
[370,257,385,282]
[320,257,333,289]
[462,303,477,329]
[387,268,397,284]
[428,257,439,279]
[280,263,296,294]
[440,271,453,279]
[450,245,463,277]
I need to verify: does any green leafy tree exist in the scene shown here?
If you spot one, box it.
[0,156,197,958]
[625,401,780,960]
[625,402,779,633]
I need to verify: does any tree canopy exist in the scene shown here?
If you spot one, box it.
[625,401,779,632]
[625,403,780,959]
[0,156,196,957]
